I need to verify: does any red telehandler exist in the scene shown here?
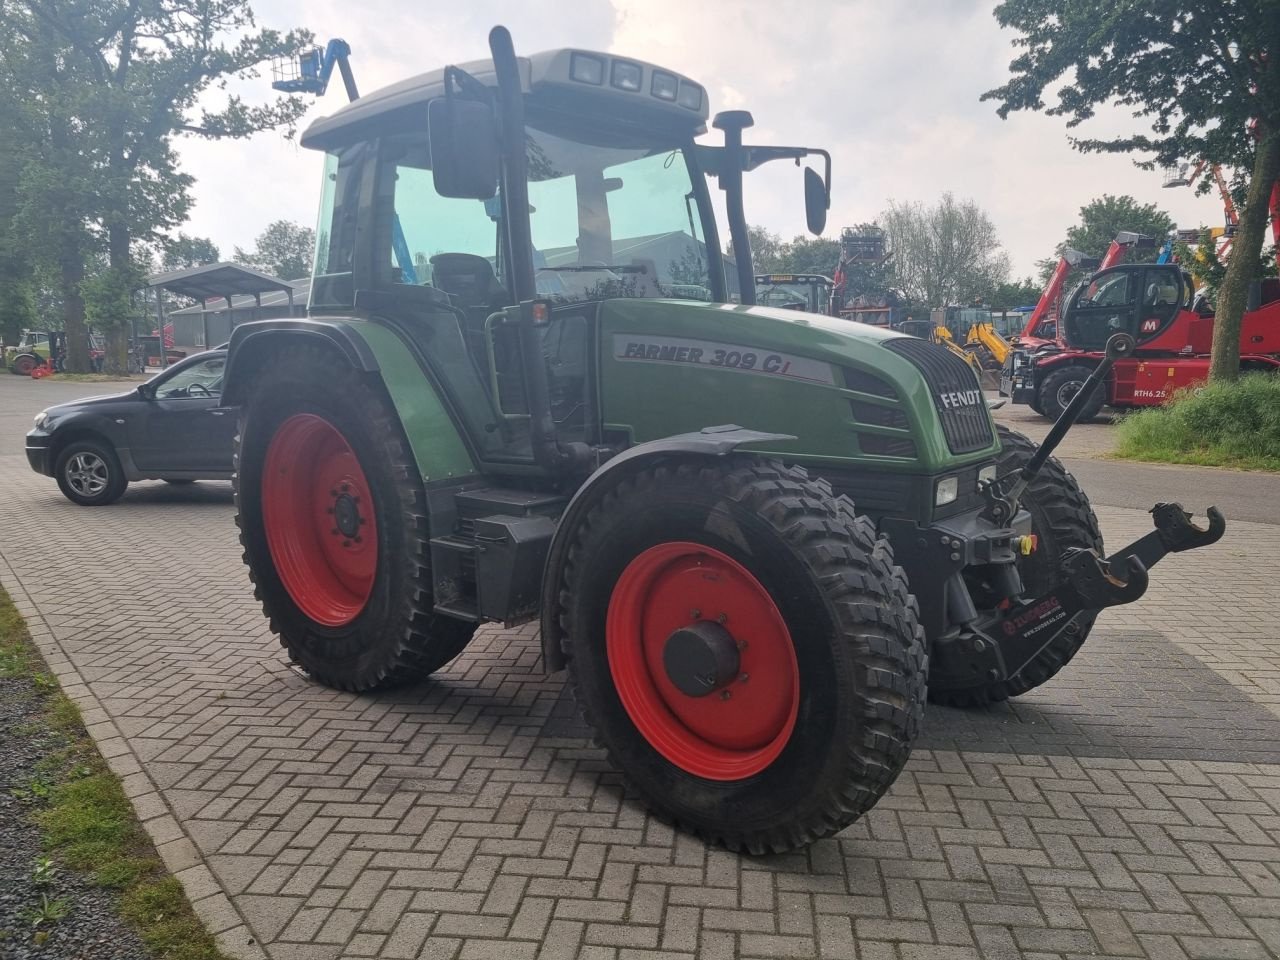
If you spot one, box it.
[1002,232,1280,420]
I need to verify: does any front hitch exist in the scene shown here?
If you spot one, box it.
[931,501,1226,692]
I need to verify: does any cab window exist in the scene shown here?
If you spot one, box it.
[154,357,226,399]
[1079,272,1133,308]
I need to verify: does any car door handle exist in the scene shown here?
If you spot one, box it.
[209,410,226,416]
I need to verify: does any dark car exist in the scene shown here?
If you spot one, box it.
[26,349,234,505]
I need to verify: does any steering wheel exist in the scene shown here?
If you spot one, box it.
[186,382,212,397]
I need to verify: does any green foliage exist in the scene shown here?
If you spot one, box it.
[1115,373,1280,471]
[31,857,57,888]
[122,877,228,960]
[775,236,841,275]
[162,235,221,272]
[1065,195,1174,261]
[988,277,1042,308]
[234,219,316,280]
[0,0,312,370]
[22,894,70,929]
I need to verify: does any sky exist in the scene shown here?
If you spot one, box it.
[177,0,1230,280]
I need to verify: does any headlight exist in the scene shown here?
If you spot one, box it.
[978,464,998,488]
[610,60,643,92]
[677,81,704,111]
[569,53,605,85]
[33,411,48,428]
[935,476,959,506]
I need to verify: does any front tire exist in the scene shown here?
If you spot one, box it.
[559,458,926,854]
[54,440,128,506]
[234,344,476,692]
[1039,364,1104,422]
[929,425,1103,707]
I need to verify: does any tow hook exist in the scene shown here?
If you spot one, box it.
[932,502,1226,691]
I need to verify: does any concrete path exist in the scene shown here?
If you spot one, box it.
[4,374,1280,960]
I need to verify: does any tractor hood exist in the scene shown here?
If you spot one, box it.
[598,298,998,473]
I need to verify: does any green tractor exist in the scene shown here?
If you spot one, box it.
[221,27,1225,853]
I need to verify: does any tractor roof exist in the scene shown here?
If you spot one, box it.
[301,49,710,151]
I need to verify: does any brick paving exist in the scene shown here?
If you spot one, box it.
[3,376,1280,960]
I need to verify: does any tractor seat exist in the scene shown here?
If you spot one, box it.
[429,253,509,366]
[429,253,507,311]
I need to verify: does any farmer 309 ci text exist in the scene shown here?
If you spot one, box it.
[221,27,1225,854]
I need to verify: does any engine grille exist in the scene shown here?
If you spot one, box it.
[884,337,994,454]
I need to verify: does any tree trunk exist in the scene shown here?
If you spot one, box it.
[104,224,132,375]
[1209,126,1280,382]
[58,241,92,374]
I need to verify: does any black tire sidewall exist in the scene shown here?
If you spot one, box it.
[54,440,126,506]
[565,470,858,834]
[237,376,419,683]
[1041,365,1104,421]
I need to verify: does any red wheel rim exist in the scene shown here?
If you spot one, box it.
[262,414,378,627]
[606,542,800,781]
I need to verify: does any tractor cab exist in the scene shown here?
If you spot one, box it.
[1062,263,1195,352]
[293,45,832,471]
[753,274,834,314]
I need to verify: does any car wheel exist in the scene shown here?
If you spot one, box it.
[55,440,129,506]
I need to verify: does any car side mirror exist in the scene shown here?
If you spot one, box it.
[428,97,499,200]
[804,166,828,236]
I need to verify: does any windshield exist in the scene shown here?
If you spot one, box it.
[380,121,715,305]
[755,281,827,312]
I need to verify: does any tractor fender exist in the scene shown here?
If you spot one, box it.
[220,319,380,406]
[538,425,795,673]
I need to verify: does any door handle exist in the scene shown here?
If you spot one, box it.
[209,410,226,416]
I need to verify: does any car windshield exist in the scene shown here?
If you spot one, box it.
[380,118,714,305]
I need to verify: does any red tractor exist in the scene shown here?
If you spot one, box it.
[1003,261,1280,420]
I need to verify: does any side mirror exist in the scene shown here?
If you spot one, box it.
[804,166,828,235]
[428,97,499,200]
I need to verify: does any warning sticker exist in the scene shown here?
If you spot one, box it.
[612,334,836,385]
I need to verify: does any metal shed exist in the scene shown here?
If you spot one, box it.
[148,264,305,354]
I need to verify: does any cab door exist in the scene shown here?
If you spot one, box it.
[1063,267,1139,350]
[1133,266,1186,344]
[129,354,233,472]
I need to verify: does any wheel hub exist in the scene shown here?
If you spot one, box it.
[332,491,362,539]
[663,621,741,697]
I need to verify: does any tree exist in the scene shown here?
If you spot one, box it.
[0,0,310,372]
[984,1,1280,382]
[775,236,841,275]
[727,225,784,274]
[1037,193,1175,288]
[1063,195,1174,262]
[988,277,1043,310]
[881,194,1011,306]
[235,220,316,280]
[162,234,221,272]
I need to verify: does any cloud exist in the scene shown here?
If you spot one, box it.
[174,0,1229,279]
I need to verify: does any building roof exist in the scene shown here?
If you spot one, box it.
[148,262,296,302]
[167,278,310,317]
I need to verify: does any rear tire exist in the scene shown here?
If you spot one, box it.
[12,354,38,376]
[928,425,1103,707]
[55,440,128,506]
[234,343,476,692]
[1039,364,1104,422]
[559,458,926,854]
